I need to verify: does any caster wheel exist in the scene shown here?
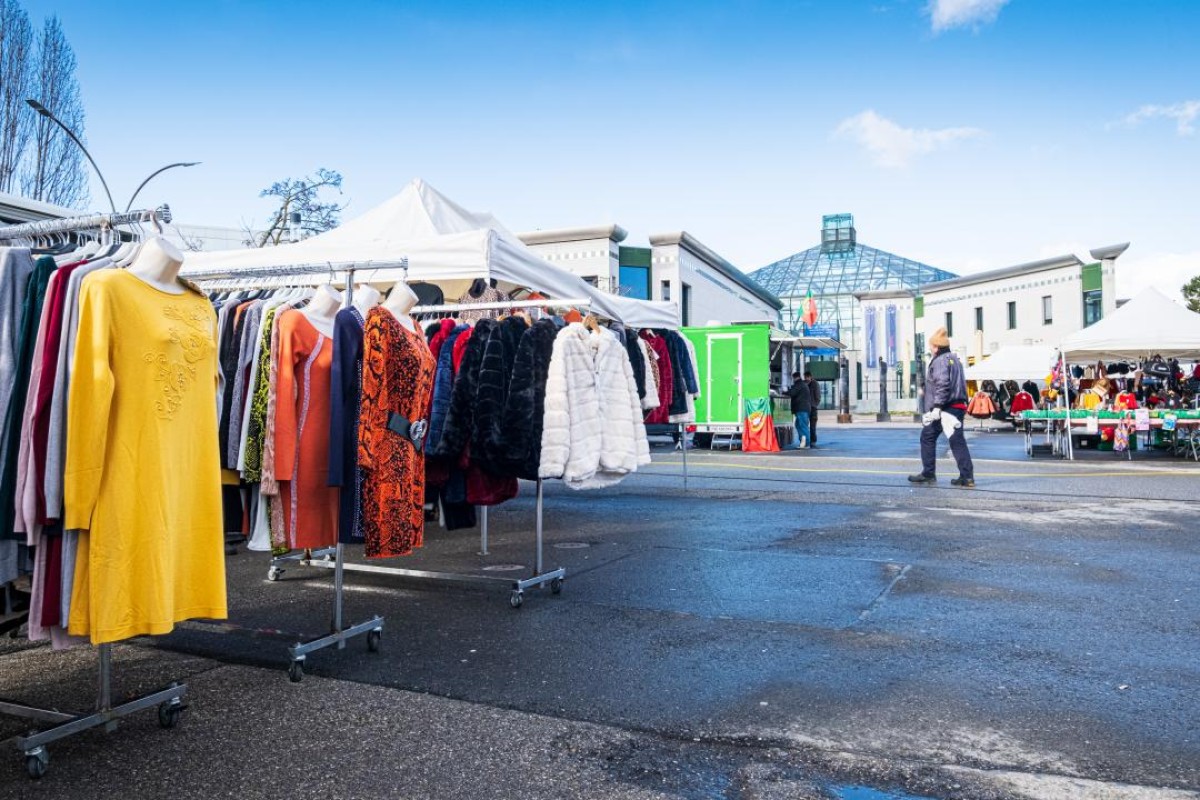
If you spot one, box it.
[157,700,184,729]
[267,567,283,582]
[24,749,48,780]
[287,660,304,683]
[509,591,524,609]
[367,629,382,653]
[550,577,563,595]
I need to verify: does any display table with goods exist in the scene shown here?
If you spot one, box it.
[1017,409,1200,460]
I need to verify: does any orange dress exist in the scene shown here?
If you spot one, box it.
[272,310,339,549]
[358,308,436,559]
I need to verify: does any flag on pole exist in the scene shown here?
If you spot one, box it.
[801,290,819,328]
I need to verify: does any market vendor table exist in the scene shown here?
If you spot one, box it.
[1017,409,1200,460]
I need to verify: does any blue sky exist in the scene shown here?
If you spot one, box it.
[19,0,1200,297]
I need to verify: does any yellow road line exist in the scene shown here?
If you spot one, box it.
[642,460,1192,479]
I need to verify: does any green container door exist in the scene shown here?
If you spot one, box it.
[705,334,743,427]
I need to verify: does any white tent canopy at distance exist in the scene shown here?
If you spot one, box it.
[181,178,679,329]
[965,345,1057,383]
[1058,287,1200,362]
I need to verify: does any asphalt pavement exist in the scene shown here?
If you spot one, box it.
[0,426,1196,799]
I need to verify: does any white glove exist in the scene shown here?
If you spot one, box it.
[922,408,941,426]
[940,409,961,437]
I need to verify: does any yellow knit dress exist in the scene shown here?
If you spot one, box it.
[65,270,227,644]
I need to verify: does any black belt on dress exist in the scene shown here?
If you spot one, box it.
[387,412,429,451]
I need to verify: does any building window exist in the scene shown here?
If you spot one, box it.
[1042,295,1053,325]
[660,280,671,302]
[1083,289,1103,327]
[1007,301,1016,330]
[974,306,983,332]
[619,265,650,300]
[582,275,599,287]
[681,282,692,327]
[944,311,953,338]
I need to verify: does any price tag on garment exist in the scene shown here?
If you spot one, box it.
[1134,409,1150,431]
[1085,415,1098,434]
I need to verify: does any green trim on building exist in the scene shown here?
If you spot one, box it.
[1081,262,1102,292]
[619,246,652,267]
[914,296,924,319]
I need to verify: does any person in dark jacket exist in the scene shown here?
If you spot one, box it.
[909,327,975,487]
[786,371,811,449]
[805,371,820,447]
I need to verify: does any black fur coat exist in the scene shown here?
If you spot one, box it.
[491,318,559,480]
[472,316,529,474]
[433,318,496,461]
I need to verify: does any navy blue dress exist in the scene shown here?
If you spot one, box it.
[328,307,365,542]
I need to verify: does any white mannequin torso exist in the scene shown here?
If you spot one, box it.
[301,284,343,337]
[353,284,382,316]
[126,236,185,294]
[383,280,418,332]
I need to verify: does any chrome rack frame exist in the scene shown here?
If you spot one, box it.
[188,262,385,683]
[0,206,187,780]
[269,295,585,609]
[0,205,172,241]
[272,478,564,610]
[0,644,186,779]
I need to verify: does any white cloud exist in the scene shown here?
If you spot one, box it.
[1116,251,1200,303]
[1119,101,1200,136]
[834,110,984,168]
[928,0,1010,32]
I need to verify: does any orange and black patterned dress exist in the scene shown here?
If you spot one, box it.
[357,308,436,558]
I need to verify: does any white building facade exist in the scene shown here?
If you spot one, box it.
[918,245,1126,360]
[519,226,782,327]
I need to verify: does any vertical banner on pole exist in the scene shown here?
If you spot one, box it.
[885,305,897,366]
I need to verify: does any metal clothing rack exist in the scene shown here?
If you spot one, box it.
[188,262,385,683]
[0,205,172,241]
[0,644,186,779]
[0,205,185,780]
[268,294,582,609]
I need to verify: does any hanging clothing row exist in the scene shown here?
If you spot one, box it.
[211,272,665,560]
[0,206,200,780]
[0,234,227,649]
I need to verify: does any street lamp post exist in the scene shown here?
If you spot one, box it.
[126,162,200,212]
[27,98,199,217]
[26,98,116,214]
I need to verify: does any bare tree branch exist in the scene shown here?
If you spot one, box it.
[252,168,346,247]
[20,14,87,207]
[0,0,35,193]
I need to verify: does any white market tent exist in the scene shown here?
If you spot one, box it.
[1059,287,1200,362]
[183,178,679,329]
[966,345,1057,383]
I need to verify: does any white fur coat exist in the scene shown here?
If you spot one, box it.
[539,324,651,489]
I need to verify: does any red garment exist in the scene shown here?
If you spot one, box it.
[1113,392,1138,410]
[465,463,518,506]
[452,325,474,373]
[641,331,673,424]
[1009,391,1036,414]
[33,260,86,523]
[39,533,62,627]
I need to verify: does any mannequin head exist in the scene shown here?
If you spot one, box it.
[127,236,185,292]
[384,280,418,315]
[354,284,382,315]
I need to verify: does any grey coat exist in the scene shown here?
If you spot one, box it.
[925,349,967,412]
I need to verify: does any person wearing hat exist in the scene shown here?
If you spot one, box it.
[909,327,975,487]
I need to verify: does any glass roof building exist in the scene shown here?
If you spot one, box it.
[749,214,956,354]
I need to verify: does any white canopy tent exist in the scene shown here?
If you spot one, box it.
[966,345,1057,383]
[1059,287,1200,362]
[182,179,679,329]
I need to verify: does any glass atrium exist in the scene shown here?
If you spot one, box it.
[749,214,956,353]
